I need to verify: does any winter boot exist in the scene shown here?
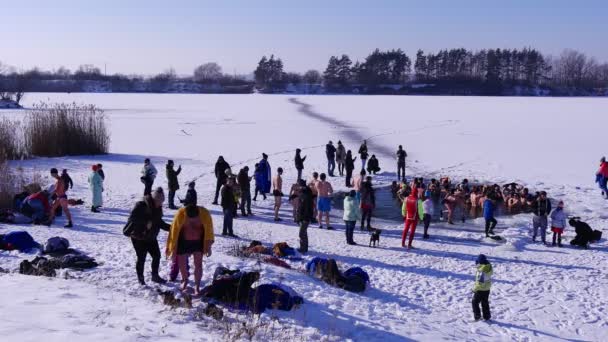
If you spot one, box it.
[137,275,146,285]
[152,274,167,284]
[64,221,73,228]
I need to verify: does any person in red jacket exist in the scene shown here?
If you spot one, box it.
[402,188,419,249]
[596,157,608,199]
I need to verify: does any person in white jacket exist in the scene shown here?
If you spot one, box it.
[422,190,434,239]
[550,201,567,247]
[141,158,158,196]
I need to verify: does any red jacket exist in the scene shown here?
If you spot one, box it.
[598,162,608,178]
[405,195,419,221]
[26,192,50,212]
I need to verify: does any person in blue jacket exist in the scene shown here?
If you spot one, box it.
[483,197,497,237]
[255,153,272,197]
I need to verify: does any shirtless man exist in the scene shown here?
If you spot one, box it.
[288,181,302,222]
[46,168,73,228]
[308,172,320,223]
[272,168,284,221]
[315,173,334,229]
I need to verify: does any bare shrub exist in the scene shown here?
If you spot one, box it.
[0,118,26,160]
[0,164,40,209]
[25,102,109,157]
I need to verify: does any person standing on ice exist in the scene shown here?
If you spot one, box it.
[595,157,608,199]
[352,169,366,201]
[483,197,497,237]
[316,173,334,229]
[165,160,182,210]
[360,176,376,231]
[308,172,320,223]
[141,158,158,196]
[343,190,360,245]
[220,176,238,237]
[326,141,337,177]
[531,191,551,244]
[336,141,346,176]
[358,140,369,171]
[181,181,197,207]
[401,187,420,249]
[46,168,73,228]
[237,166,252,216]
[212,156,230,205]
[344,150,357,187]
[252,163,265,201]
[88,164,104,213]
[272,167,284,221]
[127,187,170,285]
[472,254,492,322]
[422,190,433,239]
[255,153,272,199]
[396,145,407,182]
[297,179,315,254]
[166,204,214,295]
[294,149,306,181]
[550,201,567,247]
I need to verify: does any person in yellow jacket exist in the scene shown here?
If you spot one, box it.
[166,204,214,295]
[472,254,493,321]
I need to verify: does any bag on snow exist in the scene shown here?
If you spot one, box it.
[249,284,304,314]
[2,231,39,252]
[59,254,98,269]
[343,267,370,283]
[43,237,70,254]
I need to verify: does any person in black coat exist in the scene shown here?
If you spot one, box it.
[358,140,369,171]
[220,177,237,237]
[297,180,315,254]
[366,155,381,175]
[237,166,252,216]
[128,187,170,285]
[326,141,337,177]
[181,181,197,206]
[294,149,306,181]
[344,150,357,187]
[166,160,182,209]
[569,218,594,249]
[213,156,231,205]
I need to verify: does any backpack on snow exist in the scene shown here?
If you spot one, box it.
[43,237,70,254]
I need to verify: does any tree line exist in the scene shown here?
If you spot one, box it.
[1,47,607,101]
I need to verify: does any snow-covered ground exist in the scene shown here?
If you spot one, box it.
[1,93,608,341]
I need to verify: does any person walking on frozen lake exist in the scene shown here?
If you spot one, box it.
[326,141,337,176]
[212,156,230,205]
[126,187,170,285]
[483,197,497,238]
[254,153,272,200]
[141,158,158,196]
[595,157,608,199]
[396,145,407,182]
[550,201,567,247]
[46,168,73,228]
[220,175,238,237]
[237,166,252,216]
[297,179,314,254]
[360,176,376,231]
[316,173,334,229]
[336,141,346,176]
[532,191,551,244]
[343,190,360,245]
[401,187,421,249]
[166,160,182,210]
[88,164,104,213]
[472,254,492,322]
[344,150,357,187]
[294,149,306,181]
[272,167,284,221]
[358,140,369,171]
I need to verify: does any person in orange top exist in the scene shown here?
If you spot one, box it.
[166,204,214,295]
[46,168,73,228]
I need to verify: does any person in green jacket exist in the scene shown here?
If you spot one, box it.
[472,254,493,321]
[343,190,361,245]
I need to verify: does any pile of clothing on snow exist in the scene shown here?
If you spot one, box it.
[201,266,303,314]
[0,234,100,277]
[234,241,303,269]
[305,257,370,293]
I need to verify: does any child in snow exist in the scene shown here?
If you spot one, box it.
[550,201,567,247]
[472,254,492,322]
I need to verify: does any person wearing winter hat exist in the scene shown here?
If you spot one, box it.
[343,190,360,245]
[550,201,567,247]
[88,164,104,213]
[472,254,493,321]
[127,187,170,285]
[422,190,434,239]
[141,158,158,196]
[46,168,73,228]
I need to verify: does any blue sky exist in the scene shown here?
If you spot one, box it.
[1,0,607,76]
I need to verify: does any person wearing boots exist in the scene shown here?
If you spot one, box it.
[127,187,170,285]
[550,201,567,247]
[532,191,552,244]
[472,254,493,322]
[88,164,104,213]
[166,160,182,210]
[213,156,230,205]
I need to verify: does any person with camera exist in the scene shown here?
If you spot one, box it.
[141,158,158,196]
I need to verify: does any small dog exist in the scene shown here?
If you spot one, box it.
[369,228,382,247]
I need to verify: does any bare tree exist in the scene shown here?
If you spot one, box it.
[193,62,223,83]
[303,70,322,84]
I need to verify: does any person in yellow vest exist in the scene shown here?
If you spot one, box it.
[166,204,214,295]
[472,254,493,321]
